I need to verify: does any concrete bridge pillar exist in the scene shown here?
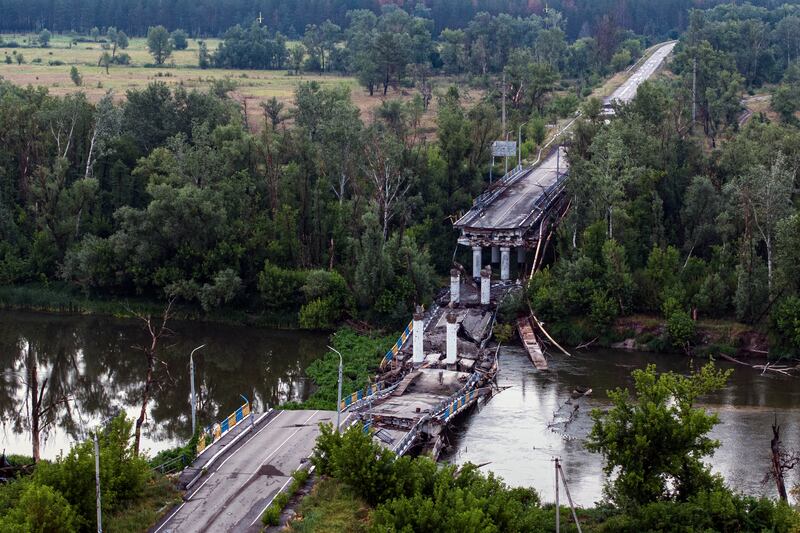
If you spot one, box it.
[449,268,460,305]
[491,246,500,264]
[480,267,491,305]
[471,246,482,278]
[517,247,526,265]
[412,308,424,364]
[446,312,458,365]
[500,246,511,281]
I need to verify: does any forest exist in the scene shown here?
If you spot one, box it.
[0,2,798,358]
[0,0,787,39]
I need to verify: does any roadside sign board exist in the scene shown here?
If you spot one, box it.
[491,140,517,157]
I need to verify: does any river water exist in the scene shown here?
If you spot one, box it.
[0,311,328,460]
[444,346,800,506]
[2,311,798,506]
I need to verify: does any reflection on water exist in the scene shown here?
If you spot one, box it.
[0,311,327,459]
[444,346,800,506]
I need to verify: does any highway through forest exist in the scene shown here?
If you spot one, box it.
[152,410,333,533]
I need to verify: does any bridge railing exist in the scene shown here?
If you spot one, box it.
[196,399,251,455]
[379,321,413,370]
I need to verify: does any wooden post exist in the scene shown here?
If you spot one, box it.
[554,458,560,533]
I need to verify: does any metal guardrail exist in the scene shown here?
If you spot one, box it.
[435,387,493,422]
[379,321,413,370]
[196,399,251,454]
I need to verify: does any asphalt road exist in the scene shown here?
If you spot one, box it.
[153,410,334,533]
[461,147,567,230]
[459,41,677,232]
[610,41,677,104]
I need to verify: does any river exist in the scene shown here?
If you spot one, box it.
[444,346,800,506]
[0,310,328,460]
[3,311,798,506]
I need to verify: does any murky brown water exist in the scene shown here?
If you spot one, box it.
[0,311,327,459]
[444,346,800,506]
[4,310,799,505]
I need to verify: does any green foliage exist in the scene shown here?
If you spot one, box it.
[297,328,395,410]
[69,66,82,86]
[214,22,288,69]
[147,26,173,65]
[312,423,549,532]
[587,364,732,507]
[33,414,151,527]
[772,296,800,358]
[493,323,515,344]
[665,307,696,350]
[38,29,52,47]
[170,29,189,50]
[0,482,78,533]
[596,489,800,533]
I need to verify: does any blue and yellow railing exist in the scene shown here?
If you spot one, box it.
[196,398,251,454]
[339,381,386,411]
[436,388,489,422]
[379,321,413,370]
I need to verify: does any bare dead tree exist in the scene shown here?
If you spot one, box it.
[765,416,800,501]
[130,298,175,455]
[362,133,412,242]
[12,341,74,462]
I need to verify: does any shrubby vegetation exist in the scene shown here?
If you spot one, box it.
[296,365,799,532]
[0,414,178,532]
[286,328,396,410]
[520,3,800,355]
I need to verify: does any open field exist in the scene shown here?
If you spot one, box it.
[0,32,473,132]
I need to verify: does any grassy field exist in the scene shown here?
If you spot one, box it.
[0,32,462,131]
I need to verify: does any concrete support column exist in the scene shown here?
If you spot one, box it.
[517,247,526,264]
[449,268,460,305]
[480,267,491,305]
[446,313,458,365]
[500,246,511,281]
[412,308,424,364]
[472,245,482,278]
[491,246,500,264]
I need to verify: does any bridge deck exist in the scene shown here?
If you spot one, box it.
[608,41,676,105]
[457,147,566,231]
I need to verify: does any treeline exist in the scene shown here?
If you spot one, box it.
[0,77,501,327]
[0,0,786,39]
[528,4,800,357]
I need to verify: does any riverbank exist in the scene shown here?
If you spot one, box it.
[0,283,299,328]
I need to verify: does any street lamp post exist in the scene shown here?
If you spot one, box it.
[328,346,343,433]
[189,344,206,436]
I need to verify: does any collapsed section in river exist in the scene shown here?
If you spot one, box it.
[345,280,518,460]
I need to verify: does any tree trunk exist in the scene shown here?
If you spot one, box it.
[772,422,788,501]
[28,350,41,463]
[766,236,773,292]
[133,353,155,455]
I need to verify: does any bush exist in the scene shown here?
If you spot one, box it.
[666,308,696,350]
[261,503,281,526]
[0,483,78,533]
[33,414,151,526]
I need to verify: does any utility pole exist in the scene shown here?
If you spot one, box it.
[554,458,560,532]
[94,432,102,533]
[501,72,506,135]
[189,344,206,436]
[692,57,697,125]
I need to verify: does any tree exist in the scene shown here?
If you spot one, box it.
[38,29,52,47]
[107,27,129,58]
[289,44,304,74]
[90,26,100,42]
[171,29,189,50]
[726,155,794,291]
[362,130,412,241]
[130,298,175,454]
[587,364,731,507]
[147,26,173,66]
[198,40,210,69]
[69,66,82,86]
[260,97,285,130]
[0,483,78,532]
[98,51,111,74]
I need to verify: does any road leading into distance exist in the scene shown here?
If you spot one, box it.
[153,410,334,533]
